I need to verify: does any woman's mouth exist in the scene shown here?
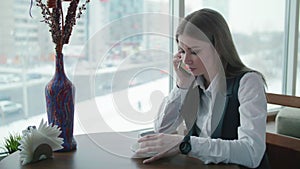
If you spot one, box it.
[188,67,196,72]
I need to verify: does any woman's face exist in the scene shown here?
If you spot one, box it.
[177,34,215,77]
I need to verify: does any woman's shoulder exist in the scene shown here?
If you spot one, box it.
[239,71,266,91]
[240,71,265,84]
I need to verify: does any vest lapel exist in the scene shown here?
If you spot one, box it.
[211,92,229,138]
[210,76,230,138]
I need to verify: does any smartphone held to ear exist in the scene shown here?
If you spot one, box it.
[139,129,155,137]
[178,61,192,76]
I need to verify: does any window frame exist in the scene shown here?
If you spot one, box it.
[168,0,185,91]
[283,0,299,96]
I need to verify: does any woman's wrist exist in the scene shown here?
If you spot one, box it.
[176,81,189,89]
[176,84,187,89]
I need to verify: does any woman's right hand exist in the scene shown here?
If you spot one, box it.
[173,52,194,89]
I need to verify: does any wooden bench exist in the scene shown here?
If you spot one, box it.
[265,93,300,169]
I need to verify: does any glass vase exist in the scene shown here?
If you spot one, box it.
[45,52,76,152]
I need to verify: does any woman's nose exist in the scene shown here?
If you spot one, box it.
[182,52,192,65]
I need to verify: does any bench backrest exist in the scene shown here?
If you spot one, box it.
[265,93,300,169]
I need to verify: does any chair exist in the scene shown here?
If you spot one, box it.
[265,93,300,169]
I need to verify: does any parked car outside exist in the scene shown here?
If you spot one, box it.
[26,73,42,80]
[0,100,22,116]
[0,74,21,84]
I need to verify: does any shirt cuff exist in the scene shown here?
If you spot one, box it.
[189,136,206,156]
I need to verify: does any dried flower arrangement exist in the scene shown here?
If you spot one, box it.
[30,0,90,53]
[28,0,90,152]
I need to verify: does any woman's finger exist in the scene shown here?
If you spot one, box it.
[139,139,159,148]
[137,134,159,142]
[143,150,167,164]
[136,146,158,154]
[142,143,180,164]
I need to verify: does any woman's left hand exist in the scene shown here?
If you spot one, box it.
[136,133,184,164]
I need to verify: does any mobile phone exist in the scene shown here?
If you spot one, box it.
[138,129,155,137]
[178,61,192,76]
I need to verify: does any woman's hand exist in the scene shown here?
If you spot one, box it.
[173,52,194,89]
[136,133,184,164]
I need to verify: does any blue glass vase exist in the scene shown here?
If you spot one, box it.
[45,52,76,152]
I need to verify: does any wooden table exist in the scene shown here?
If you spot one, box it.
[0,132,240,169]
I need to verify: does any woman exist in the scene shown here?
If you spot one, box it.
[136,8,269,169]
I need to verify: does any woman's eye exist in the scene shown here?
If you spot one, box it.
[191,51,197,55]
[178,49,185,54]
[191,50,200,55]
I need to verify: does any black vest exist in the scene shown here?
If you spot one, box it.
[210,73,270,169]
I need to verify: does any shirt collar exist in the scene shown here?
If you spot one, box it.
[194,75,219,93]
[194,76,205,89]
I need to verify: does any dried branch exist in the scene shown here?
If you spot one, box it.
[31,0,90,53]
[35,0,52,26]
[63,0,79,45]
[77,0,90,19]
[47,0,57,8]
[51,8,62,51]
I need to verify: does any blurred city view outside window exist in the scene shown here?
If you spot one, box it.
[185,0,285,95]
[0,0,297,150]
[0,0,170,150]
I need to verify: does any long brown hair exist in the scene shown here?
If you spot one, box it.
[176,8,263,79]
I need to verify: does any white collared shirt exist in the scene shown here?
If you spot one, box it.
[154,72,267,168]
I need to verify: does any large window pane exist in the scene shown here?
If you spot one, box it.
[75,0,170,133]
[0,0,170,151]
[185,0,285,95]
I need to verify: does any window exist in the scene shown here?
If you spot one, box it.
[0,0,170,150]
[185,0,286,95]
[74,0,171,133]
